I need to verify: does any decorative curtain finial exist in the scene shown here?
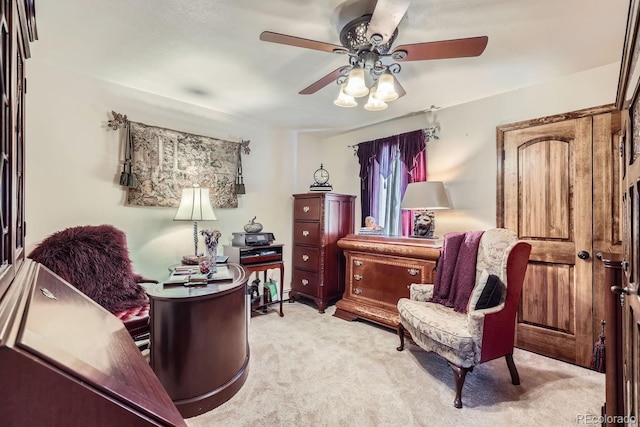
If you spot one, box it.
[107,111,128,131]
[240,139,251,155]
[424,106,441,142]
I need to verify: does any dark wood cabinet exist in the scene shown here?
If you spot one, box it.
[0,260,186,426]
[335,234,440,328]
[0,0,34,293]
[290,193,355,313]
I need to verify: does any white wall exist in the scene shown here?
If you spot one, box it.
[26,61,296,286]
[310,62,620,234]
[25,59,620,286]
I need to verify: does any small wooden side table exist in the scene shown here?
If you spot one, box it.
[223,244,285,317]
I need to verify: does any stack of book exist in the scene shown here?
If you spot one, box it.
[164,265,233,286]
[357,227,385,235]
[263,281,280,302]
[309,184,333,192]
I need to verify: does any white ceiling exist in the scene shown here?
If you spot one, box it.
[32,0,630,136]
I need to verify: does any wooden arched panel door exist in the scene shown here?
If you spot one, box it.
[498,108,621,367]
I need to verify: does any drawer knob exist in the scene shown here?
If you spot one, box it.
[301,279,309,286]
[354,288,362,295]
[354,274,362,281]
[302,230,309,237]
[302,254,309,261]
[408,268,420,276]
[303,206,310,212]
[354,260,363,266]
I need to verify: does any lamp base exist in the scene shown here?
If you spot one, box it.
[408,234,439,240]
[182,255,206,265]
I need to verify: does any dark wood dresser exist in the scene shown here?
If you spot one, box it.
[335,234,440,328]
[0,260,185,426]
[290,193,355,313]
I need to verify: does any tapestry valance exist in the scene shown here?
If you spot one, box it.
[108,111,249,209]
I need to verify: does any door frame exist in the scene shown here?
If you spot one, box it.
[496,105,619,367]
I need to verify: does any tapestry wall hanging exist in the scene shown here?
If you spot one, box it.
[108,111,250,208]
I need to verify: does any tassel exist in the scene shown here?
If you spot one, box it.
[590,320,606,373]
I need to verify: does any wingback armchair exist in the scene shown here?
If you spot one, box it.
[28,225,156,342]
[396,228,531,408]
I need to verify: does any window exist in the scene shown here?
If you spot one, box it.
[356,129,426,236]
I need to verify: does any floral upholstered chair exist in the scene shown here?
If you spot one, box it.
[396,228,531,408]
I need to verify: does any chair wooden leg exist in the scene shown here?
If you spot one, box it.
[396,323,405,351]
[505,354,520,385]
[450,364,472,409]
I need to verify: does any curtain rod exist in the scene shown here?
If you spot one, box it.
[107,110,251,154]
[346,126,440,149]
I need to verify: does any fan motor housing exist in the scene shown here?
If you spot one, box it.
[339,14,397,54]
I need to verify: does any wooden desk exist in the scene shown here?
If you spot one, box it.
[224,244,284,317]
[146,263,249,418]
[0,260,185,427]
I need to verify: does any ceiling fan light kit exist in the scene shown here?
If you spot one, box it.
[373,72,399,102]
[260,0,488,112]
[364,88,388,111]
[343,67,370,98]
[334,84,358,108]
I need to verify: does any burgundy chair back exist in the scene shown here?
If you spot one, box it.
[479,241,532,363]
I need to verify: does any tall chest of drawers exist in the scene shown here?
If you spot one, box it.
[290,193,356,313]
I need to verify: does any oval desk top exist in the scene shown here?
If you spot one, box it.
[146,263,247,301]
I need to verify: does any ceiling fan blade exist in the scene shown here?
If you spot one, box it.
[366,0,412,45]
[392,36,488,61]
[299,66,350,95]
[260,31,348,54]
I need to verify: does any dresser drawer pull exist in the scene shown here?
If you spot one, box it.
[353,274,362,281]
[354,260,363,266]
[41,288,57,300]
[408,268,420,276]
[301,279,309,286]
[302,254,309,261]
[353,288,362,295]
[302,230,309,236]
[303,206,310,212]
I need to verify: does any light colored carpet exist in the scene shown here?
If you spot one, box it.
[186,301,604,427]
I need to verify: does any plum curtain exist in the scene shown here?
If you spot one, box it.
[356,129,427,236]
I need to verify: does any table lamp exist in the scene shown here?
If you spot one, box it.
[174,184,217,256]
[401,181,451,238]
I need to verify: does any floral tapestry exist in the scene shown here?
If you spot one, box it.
[127,121,240,208]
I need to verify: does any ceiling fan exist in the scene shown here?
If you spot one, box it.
[259,0,488,110]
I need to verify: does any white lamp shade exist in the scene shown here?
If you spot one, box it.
[174,185,217,221]
[343,68,369,98]
[401,181,452,210]
[373,73,399,102]
[364,88,388,111]
[333,84,357,107]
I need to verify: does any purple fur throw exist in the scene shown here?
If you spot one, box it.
[28,225,149,313]
[431,230,484,313]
